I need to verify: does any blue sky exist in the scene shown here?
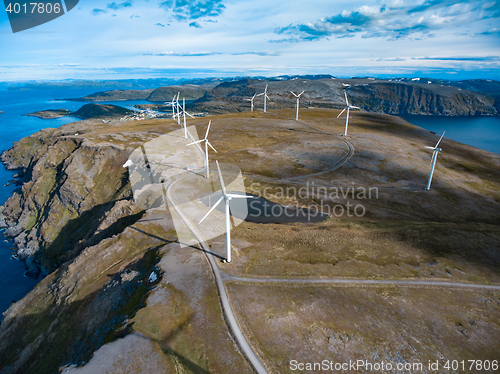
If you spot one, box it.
[1,0,500,81]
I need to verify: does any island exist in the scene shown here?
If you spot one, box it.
[25,103,134,120]
[26,109,72,119]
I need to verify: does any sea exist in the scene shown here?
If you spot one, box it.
[0,88,499,318]
[402,115,500,154]
[0,88,151,318]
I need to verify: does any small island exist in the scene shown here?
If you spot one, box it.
[26,109,72,119]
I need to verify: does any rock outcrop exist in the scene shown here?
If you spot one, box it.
[59,77,500,116]
[189,78,499,116]
[348,82,497,116]
[0,120,169,373]
[145,84,209,101]
[0,126,136,276]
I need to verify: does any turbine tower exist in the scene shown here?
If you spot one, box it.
[168,96,176,119]
[425,131,445,190]
[245,93,257,111]
[179,97,195,138]
[199,161,253,263]
[337,91,360,136]
[257,84,270,112]
[187,120,217,178]
[174,92,181,125]
[290,90,305,121]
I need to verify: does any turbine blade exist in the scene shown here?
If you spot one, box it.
[337,107,347,118]
[290,91,297,97]
[350,106,360,109]
[199,196,224,224]
[187,140,204,146]
[227,194,255,199]
[435,131,446,148]
[256,93,264,97]
[425,146,435,149]
[216,160,227,197]
[186,112,195,119]
[207,141,217,153]
[298,90,304,97]
[205,120,211,139]
[344,91,349,106]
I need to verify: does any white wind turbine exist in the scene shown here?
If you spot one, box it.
[245,93,257,111]
[257,84,270,112]
[172,92,182,125]
[425,131,445,191]
[173,92,181,125]
[179,97,195,138]
[337,91,360,136]
[167,95,176,118]
[199,161,253,263]
[290,90,304,121]
[187,120,217,178]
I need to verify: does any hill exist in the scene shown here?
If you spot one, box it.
[190,78,499,116]
[65,89,154,102]
[57,76,500,116]
[72,103,134,119]
[0,109,499,373]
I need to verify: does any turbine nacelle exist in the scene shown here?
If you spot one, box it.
[122,159,134,168]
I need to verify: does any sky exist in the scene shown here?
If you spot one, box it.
[1,0,500,82]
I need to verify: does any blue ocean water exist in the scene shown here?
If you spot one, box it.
[402,115,500,154]
[0,88,151,318]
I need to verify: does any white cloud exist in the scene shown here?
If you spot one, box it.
[0,0,499,81]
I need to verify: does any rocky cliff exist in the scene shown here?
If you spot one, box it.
[0,117,255,374]
[1,110,499,373]
[348,82,497,116]
[60,77,500,116]
[0,120,170,373]
[189,78,499,116]
[0,124,138,276]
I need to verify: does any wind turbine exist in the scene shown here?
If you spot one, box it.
[337,91,360,136]
[425,131,445,191]
[173,92,181,125]
[166,95,176,119]
[179,97,195,138]
[257,84,270,112]
[187,120,217,178]
[290,90,304,121]
[245,93,257,111]
[199,161,253,263]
